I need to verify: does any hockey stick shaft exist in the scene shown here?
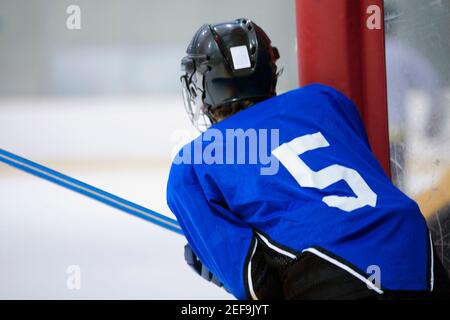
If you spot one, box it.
[0,148,183,235]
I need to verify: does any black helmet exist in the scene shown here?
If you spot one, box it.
[180,18,280,131]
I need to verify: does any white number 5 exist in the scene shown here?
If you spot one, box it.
[272,132,377,212]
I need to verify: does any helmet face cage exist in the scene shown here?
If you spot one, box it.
[180,62,213,132]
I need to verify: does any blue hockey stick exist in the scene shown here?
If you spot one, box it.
[0,148,183,235]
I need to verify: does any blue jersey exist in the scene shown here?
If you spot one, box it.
[166,84,432,299]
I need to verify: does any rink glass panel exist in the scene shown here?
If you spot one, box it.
[384,0,450,273]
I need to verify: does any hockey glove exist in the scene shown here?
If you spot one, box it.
[184,243,223,287]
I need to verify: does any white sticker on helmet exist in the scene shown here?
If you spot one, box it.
[230,45,251,70]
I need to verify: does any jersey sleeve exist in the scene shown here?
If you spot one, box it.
[166,159,254,300]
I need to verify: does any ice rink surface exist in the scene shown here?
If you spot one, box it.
[0,97,232,299]
[0,167,231,299]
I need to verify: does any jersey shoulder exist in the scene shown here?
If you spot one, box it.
[297,84,370,145]
[285,83,354,104]
[207,84,342,130]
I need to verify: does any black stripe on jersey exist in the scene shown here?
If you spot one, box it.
[303,246,386,294]
[252,228,300,258]
[243,235,258,300]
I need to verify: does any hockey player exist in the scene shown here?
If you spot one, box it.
[166,18,450,300]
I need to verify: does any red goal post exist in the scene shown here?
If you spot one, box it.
[295,0,391,177]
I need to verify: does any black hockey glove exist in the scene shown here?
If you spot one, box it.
[184,243,223,288]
